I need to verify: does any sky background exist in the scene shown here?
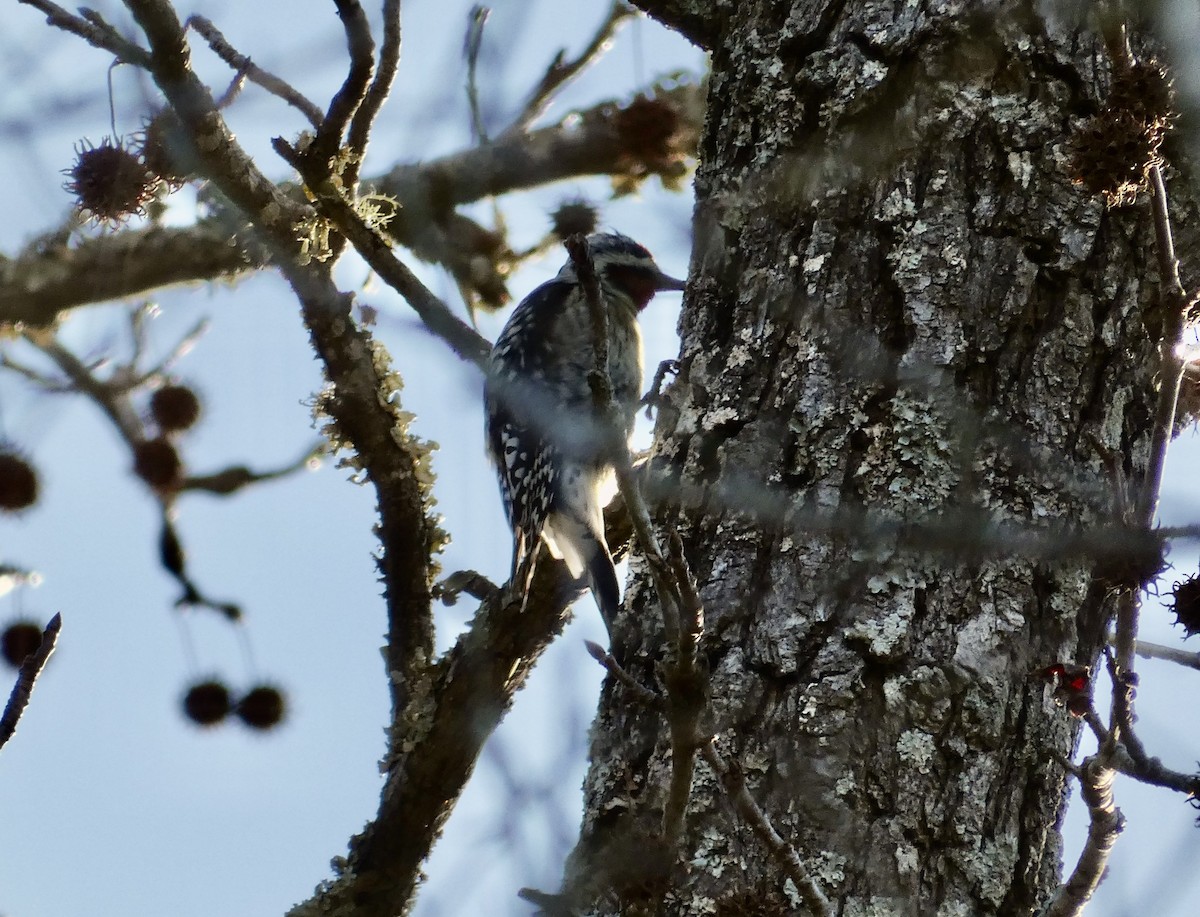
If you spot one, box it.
[1,2,1199,916]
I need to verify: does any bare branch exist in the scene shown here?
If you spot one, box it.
[0,613,63,754]
[184,15,323,126]
[700,742,832,917]
[584,639,663,708]
[345,0,402,178]
[507,1,635,133]
[1045,757,1123,917]
[17,0,151,66]
[464,6,490,144]
[1127,636,1200,671]
[35,337,144,447]
[308,0,375,171]
[180,441,324,496]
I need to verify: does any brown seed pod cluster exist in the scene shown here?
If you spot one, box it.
[181,679,287,730]
[1108,58,1176,132]
[183,679,233,727]
[236,684,287,730]
[1169,575,1200,639]
[65,109,197,226]
[1068,58,1175,207]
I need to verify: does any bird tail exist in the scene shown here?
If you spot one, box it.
[542,513,621,635]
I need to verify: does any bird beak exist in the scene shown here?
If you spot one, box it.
[654,270,687,292]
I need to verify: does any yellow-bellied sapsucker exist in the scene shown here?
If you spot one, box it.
[485,233,686,634]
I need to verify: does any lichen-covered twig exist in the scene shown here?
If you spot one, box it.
[309,0,375,171]
[273,137,491,367]
[0,613,62,754]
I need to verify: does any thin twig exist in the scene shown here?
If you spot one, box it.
[310,0,376,170]
[584,640,663,708]
[35,338,143,446]
[180,440,325,496]
[1109,742,1200,796]
[17,0,151,66]
[1135,163,1190,525]
[507,1,635,133]
[345,0,402,185]
[700,742,832,917]
[0,613,62,753]
[1125,636,1200,671]
[464,6,490,145]
[185,15,323,126]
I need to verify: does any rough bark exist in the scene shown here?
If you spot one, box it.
[569,3,1187,915]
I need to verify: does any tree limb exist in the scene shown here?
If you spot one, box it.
[0,83,703,329]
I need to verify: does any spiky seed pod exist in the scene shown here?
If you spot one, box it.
[0,450,38,512]
[133,437,184,490]
[1068,108,1163,207]
[235,684,286,730]
[183,679,232,726]
[136,110,193,188]
[1109,58,1175,131]
[63,137,158,226]
[550,198,599,239]
[1169,575,1200,638]
[615,95,680,162]
[150,384,202,433]
[1,620,44,667]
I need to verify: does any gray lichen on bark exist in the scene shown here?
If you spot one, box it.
[568,2,1188,915]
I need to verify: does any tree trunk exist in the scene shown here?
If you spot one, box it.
[568,3,1179,914]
